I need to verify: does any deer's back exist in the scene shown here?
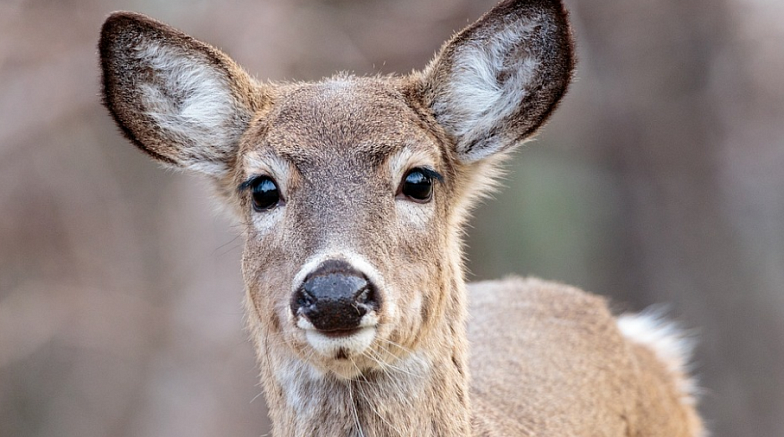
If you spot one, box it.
[467,277,703,436]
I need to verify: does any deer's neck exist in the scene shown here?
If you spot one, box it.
[256,283,472,437]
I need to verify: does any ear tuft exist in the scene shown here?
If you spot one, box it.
[100,12,262,176]
[421,0,575,162]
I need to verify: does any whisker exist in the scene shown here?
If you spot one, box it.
[352,360,406,437]
[347,359,365,437]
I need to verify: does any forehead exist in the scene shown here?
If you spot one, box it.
[243,76,438,164]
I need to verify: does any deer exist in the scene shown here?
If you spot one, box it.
[99,0,705,435]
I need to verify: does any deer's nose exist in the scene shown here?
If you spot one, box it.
[292,260,378,334]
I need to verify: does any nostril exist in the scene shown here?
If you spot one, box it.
[354,285,375,308]
[296,289,315,309]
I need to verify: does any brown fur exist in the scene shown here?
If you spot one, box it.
[99,1,704,436]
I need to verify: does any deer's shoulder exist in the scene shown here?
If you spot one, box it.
[466,277,634,435]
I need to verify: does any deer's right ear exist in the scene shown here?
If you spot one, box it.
[418,0,575,163]
[100,12,264,177]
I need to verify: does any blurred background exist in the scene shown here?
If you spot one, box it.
[1,0,782,435]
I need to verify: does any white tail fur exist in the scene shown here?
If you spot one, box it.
[618,309,701,407]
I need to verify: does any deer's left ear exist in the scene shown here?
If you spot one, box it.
[418,0,575,163]
[100,12,266,177]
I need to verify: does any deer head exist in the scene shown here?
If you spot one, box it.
[100,0,574,382]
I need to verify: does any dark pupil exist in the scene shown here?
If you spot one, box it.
[251,177,280,210]
[403,170,433,200]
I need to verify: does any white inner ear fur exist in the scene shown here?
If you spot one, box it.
[135,42,241,175]
[432,13,546,162]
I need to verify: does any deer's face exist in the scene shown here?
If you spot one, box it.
[237,79,458,377]
[99,1,573,379]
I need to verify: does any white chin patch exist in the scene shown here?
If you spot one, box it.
[305,326,376,359]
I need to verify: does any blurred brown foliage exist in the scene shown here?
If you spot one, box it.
[1,0,782,436]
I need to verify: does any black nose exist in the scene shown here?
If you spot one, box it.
[292,260,378,333]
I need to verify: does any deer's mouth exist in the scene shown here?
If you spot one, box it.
[294,324,379,379]
[319,327,362,338]
[297,316,378,359]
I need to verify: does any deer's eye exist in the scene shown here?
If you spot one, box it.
[250,176,281,211]
[399,168,434,202]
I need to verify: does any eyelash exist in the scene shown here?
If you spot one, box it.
[416,167,443,182]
